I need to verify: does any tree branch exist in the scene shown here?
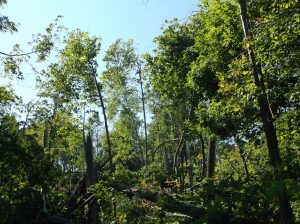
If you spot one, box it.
[154,138,180,155]
[0,51,36,57]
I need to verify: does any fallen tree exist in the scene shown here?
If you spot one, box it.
[63,172,204,220]
[111,182,204,219]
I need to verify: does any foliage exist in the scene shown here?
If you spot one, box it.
[0,114,61,223]
[0,0,299,223]
[0,0,17,33]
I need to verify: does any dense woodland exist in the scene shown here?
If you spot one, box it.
[1,0,300,223]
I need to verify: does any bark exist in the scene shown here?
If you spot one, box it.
[238,0,294,222]
[64,158,111,217]
[47,105,57,151]
[199,137,206,179]
[83,132,95,188]
[173,131,185,172]
[154,138,180,155]
[31,215,75,224]
[160,195,203,219]
[65,176,87,215]
[125,106,145,166]
[83,132,99,224]
[31,191,75,224]
[236,138,250,179]
[207,138,216,178]
[91,67,114,174]
[186,143,194,189]
[179,147,186,190]
[164,147,172,173]
[43,121,49,149]
[137,65,149,166]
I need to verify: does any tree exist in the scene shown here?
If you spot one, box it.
[144,0,299,222]
[102,39,144,170]
[137,63,149,167]
[0,0,17,33]
[237,0,294,222]
[0,106,60,223]
[33,30,113,223]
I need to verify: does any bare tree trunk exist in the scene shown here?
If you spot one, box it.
[199,137,206,179]
[89,64,117,220]
[82,131,99,224]
[173,131,185,172]
[164,147,171,173]
[43,121,49,148]
[186,142,194,189]
[109,183,205,219]
[48,105,57,151]
[84,132,95,187]
[137,65,149,167]
[236,138,250,179]
[126,106,145,166]
[207,138,216,178]
[179,147,186,191]
[238,1,294,222]
[91,70,114,174]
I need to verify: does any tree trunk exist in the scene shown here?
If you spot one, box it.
[65,174,205,220]
[173,131,185,172]
[125,106,145,166]
[84,132,95,187]
[179,146,186,191]
[48,105,57,151]
[199,137,206,179]
[137,65,149,167]
[64,157,112,218]
[186,142,194,189]
[238,1,294,222]
[207,138,216,178]
[83,132,99,224]
[236,138,250,179]
[92,72,114,174]
[111,183,204,219]
[92,75,117,219]
[43,121,49,148]
[164,147,172,173]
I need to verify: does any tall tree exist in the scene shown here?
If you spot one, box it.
[237,0,294,222]
[137,63,149,166]
[102,39,144,170]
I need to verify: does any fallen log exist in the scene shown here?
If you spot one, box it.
[31,215,75,224]
[111,182,204,219]
[31,209,75,224]
[64,155,204,220]
[160,194,203,219]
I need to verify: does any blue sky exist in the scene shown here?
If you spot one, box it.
[0,0,198,102]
